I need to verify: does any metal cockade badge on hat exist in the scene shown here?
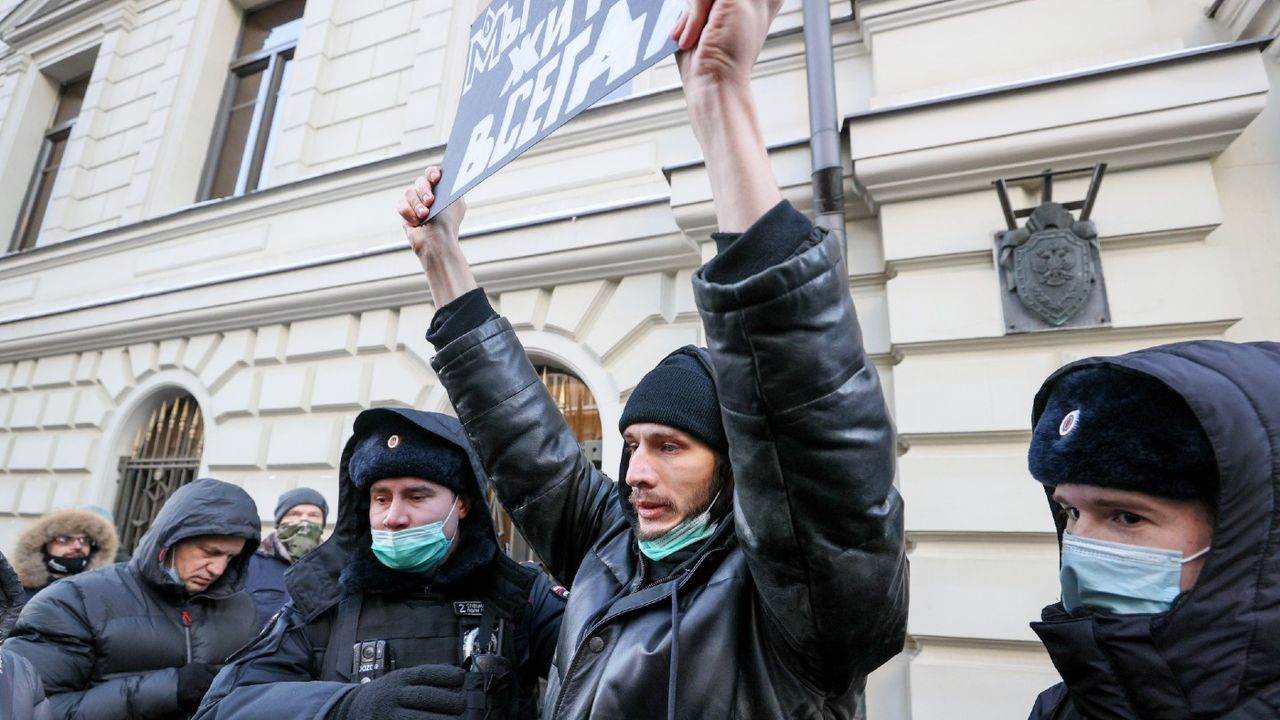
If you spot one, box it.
[387,435,400,449]
[1059,410,1081,437]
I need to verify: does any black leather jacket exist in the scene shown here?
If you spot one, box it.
[431,202,908,718]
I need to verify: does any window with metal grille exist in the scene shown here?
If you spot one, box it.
[200,0,305,201]
[113,394,205,555]
[489,364,604,569]
[9,74,89,252]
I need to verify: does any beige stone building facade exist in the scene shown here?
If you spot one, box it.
[0,0,1276,716]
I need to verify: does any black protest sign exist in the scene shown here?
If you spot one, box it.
[429,0,684,219]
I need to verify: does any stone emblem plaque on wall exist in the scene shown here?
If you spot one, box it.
[992,165,1111,334]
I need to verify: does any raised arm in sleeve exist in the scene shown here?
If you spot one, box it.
[430,314,626,587]
[694,201,908,689]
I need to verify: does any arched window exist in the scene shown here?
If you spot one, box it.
[113,393,205,554]
[490,364,604,568]
[536,364,603,469]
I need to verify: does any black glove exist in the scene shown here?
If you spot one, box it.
[176,662,220,710]
[328,664,466,720]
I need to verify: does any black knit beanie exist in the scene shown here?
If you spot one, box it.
[618,346,727,454]
[1029,366,1217,501]
[347,414,469,495]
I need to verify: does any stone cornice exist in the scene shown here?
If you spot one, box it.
[1212,0,1280,57]
[845,39,1271,206]
[855,0,1024,49]
[0,0,131,52]
[0,195,699,360]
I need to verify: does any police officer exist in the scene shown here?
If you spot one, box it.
[195,409,565,720]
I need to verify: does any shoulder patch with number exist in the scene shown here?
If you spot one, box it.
[454,601,485,617]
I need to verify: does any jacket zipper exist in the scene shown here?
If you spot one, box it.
[552,550,719,719]
[181,606,193,664]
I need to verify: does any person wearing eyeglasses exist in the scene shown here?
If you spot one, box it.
[10,508,119,602]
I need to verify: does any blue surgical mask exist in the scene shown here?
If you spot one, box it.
[1060,533,1210,615]
[638,490,722,562]
[370,499,458,574]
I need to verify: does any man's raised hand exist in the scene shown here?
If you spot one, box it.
[672,0,784,93]
[397,166,478,307]
[399,166,465,258]
[667,0,784,233]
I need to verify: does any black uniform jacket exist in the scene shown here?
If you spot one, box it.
[1028,341,1280,719]
[430,202,908,719]
[194,409,564,720]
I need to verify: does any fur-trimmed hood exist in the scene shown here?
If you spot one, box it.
[11,509,119,590]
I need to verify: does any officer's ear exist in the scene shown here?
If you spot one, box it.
[456,495,469,520]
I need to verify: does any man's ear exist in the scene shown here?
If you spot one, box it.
[456,495,469,520]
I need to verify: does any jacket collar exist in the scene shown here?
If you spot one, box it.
[1031,341,1280,716]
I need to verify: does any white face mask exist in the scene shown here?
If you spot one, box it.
[1060,533,1210,615]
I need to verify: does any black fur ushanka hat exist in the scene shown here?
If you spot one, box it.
[1029,365,1218,501]
[347,413,469,496]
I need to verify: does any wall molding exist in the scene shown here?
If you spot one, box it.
[846,40,1271,206]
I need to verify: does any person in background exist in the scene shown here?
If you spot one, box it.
[6,478,261,719]
[246,487,329,628]
[11,507,119,602]
[1,549,52,720]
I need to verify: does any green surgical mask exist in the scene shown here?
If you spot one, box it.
[277,520,323,559]
[638,491,721,562]
[370,500,458,574]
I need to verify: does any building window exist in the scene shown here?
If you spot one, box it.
[201,0,305,200]
[9,75,89,252]
[114,394,205,554]
[537,364,604,467]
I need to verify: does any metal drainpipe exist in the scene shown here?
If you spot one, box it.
[803,0,848,258]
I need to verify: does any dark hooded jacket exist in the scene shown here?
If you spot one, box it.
[2,551,53,720]
[4,478,261,720]
[192,409,565,720]
[1028,341,1280,720]
[12,509,120,602]
[428,202,908,718]
[245,534,292,630]
[1,549,24,639]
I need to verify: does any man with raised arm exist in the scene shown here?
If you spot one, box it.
[396,0,907,716]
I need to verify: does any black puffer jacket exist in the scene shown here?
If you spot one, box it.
[1,549,24,639]
[192,409,564,720]
[0,550,45,720]
[1028,341,1280,719]
[5,478,261,720]
[431,202,908,718]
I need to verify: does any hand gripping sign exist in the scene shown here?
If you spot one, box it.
[428,0,684,220]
